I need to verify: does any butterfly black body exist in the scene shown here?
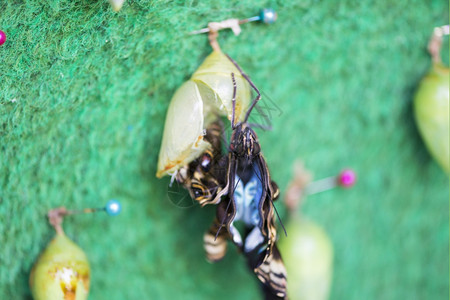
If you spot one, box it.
[207,56,288,299]
[211,123,286,299]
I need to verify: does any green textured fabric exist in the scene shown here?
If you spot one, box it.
[0,1,448,299]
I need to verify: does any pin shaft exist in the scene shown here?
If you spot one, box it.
[65,207,104,215]
[304,176,337,195]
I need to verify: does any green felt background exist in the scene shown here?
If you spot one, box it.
[0,1,448,299]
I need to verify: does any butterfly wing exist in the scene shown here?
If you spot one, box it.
[255,244,288,299]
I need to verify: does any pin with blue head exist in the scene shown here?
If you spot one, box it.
[48,200,122,234]
[242,8,278,24]
[260,8,277,24]
[104,199,122,216]
[58,200,123,217]
[190,8,278,35]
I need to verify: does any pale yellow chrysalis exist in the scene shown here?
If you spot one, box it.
[414,26,449,174]
[278,217,333,300]
[414,63,449,173]
[30,232,90,300]
[156,80,211,178]
[156,50,251,178]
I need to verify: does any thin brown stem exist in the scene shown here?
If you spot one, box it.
[47,207,67,235]
[428,25,449,64]
[284,161,312,214]
[208,30,221,52]
[428,30,442,64]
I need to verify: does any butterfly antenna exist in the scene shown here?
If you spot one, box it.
[271,197,287,237]
[225,54,261,123]
[252,163,287,237]
[214,195,233,241]
[214,174,244,240]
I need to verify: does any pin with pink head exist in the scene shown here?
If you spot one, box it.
[337,169,357,188]
[304,169,357,195]
[0,30,6,46]
[284,163,357,213]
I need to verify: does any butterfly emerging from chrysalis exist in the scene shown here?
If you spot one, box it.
[156,9,287,299]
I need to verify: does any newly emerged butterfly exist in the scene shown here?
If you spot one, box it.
[206,55,288,299]
[155,49,287,299]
